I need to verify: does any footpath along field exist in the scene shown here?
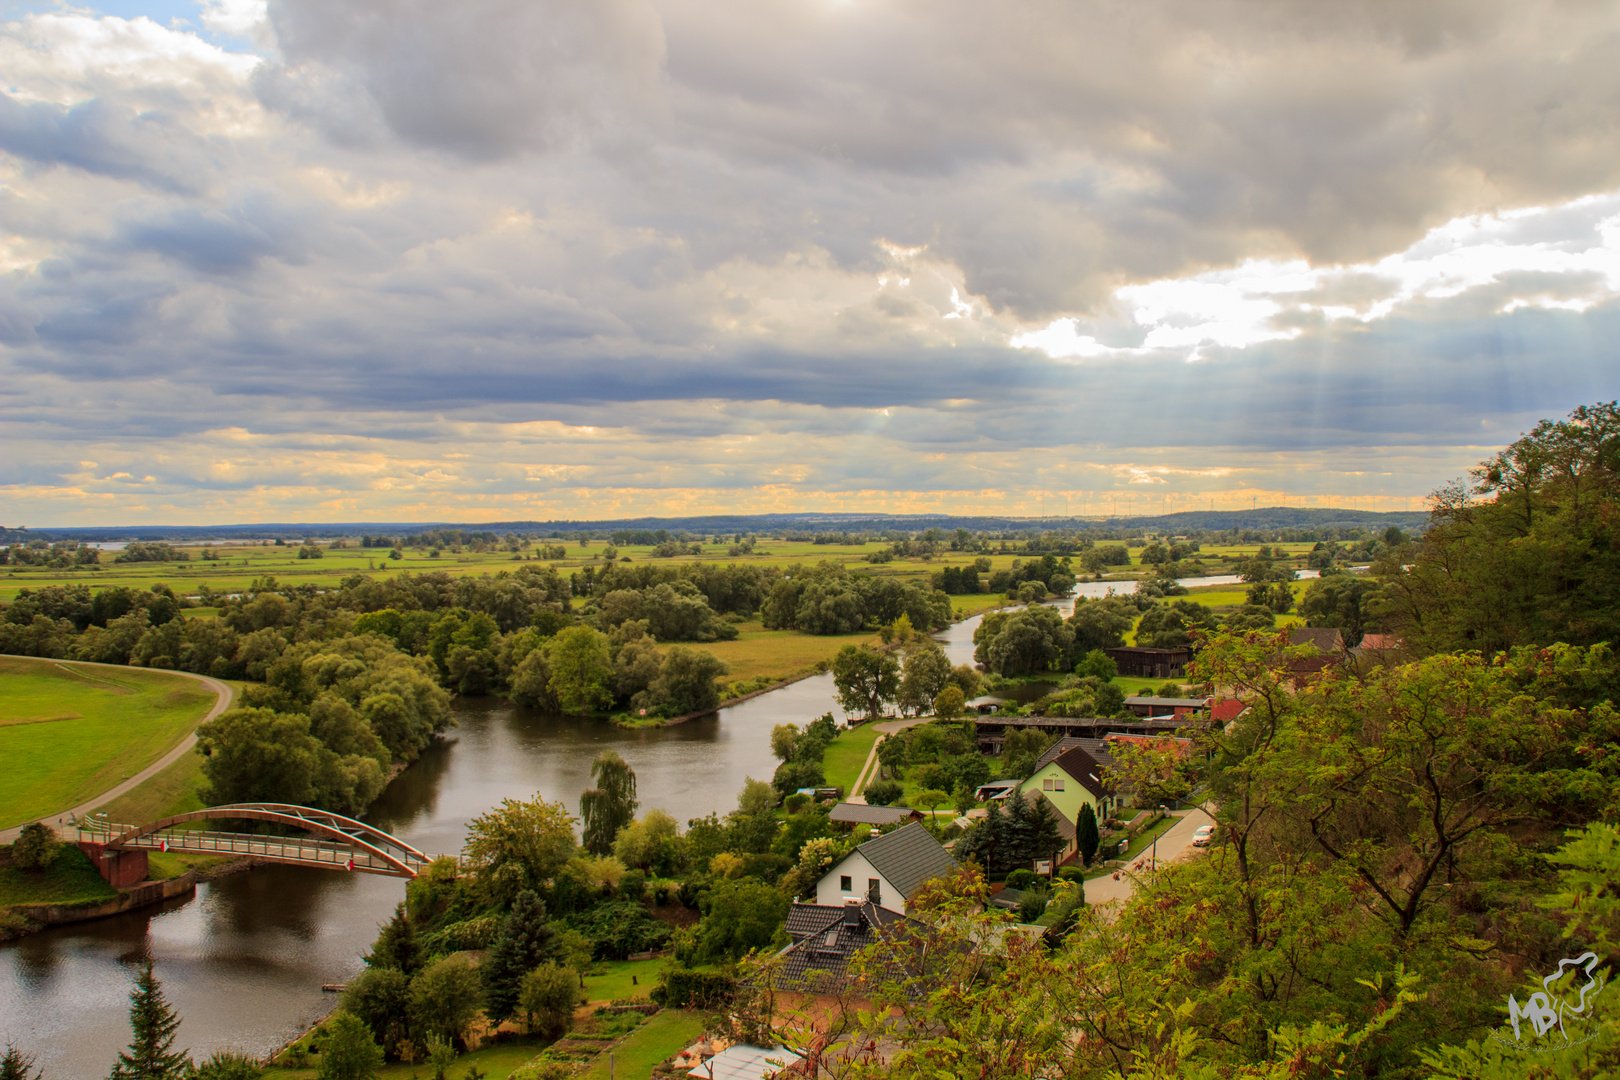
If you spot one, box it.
[0,656,220,830]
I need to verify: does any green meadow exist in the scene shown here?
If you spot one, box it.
[0,657,219,829]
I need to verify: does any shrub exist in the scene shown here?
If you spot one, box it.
[863,779,903,806]
[1005,869,1037,891]
[651,964,737,1009]
[10,823,56,871]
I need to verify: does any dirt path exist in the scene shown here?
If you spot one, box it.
[0,656,234,843]
[845,715,934,802]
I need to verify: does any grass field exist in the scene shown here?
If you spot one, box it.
[576,1009,704,1080]
[0,658,220,830]
[821,722,885,794]
[701,622,876,687]
[0,842,117,908]
[582,956,668,1003]
[90,746,212,826]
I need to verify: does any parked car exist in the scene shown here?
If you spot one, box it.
[1192,824,1216,847]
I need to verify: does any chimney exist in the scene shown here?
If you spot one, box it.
[844,899,864,927]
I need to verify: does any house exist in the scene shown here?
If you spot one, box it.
[964,695,1010,715]
[813,821,958,914]
[1284,627,1348,684]
[1016,737,1118,842]
[1104,646,1192,679]
[827,803,925,829]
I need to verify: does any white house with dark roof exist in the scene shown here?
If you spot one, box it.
[812,820,958,914]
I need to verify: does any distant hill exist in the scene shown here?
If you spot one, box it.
[4,507,1429,544]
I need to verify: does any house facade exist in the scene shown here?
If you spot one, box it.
[812,821,957,915]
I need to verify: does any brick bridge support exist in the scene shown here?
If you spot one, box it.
[78,842,150,888]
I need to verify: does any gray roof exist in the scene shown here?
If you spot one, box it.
[851,821,958,900]
[688,1043,803,1080]
[774,900,924,994]
[1032,736,1116,774]
[1123,696,1209,708]
[828,802,921,826]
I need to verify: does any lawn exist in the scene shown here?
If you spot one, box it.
[90,746,212,826]
[0,657,222,830]
[0,843,116,908]
[576,1009,705,1080]
[699,622,876,687]
[582,956,668,1003]
[821,723,885,794]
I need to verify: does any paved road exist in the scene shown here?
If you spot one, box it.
[1082,804,1218,908]
[0,656,234,844]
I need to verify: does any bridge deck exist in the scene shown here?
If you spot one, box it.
[79,818,432,878]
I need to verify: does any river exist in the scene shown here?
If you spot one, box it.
[0,572,1301,1074]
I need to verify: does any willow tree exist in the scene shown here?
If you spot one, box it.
[580,751,638,855]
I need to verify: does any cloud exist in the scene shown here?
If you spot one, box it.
[2,1,1618,525]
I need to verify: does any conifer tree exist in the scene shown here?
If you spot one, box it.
[109,960,191,1080]
[0,1044,43,1080]
[1076,802,1101,867]
[482,890,558,1025]
[364,903,419,975]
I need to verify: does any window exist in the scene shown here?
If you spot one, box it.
[840,875,852,892]
[1043,776,1065,792]
[868,878,881,903]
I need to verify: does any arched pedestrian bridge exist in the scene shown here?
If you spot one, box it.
[77,803,434,885]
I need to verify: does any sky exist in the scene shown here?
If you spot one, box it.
[1,1,1616,527]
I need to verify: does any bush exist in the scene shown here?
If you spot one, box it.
[651,964,737,1009]
[519,963,582,1039]
[564,900,672,960]
[1005,869,1037,891]
[1056,866,1086,886]
[1018,886,1050,923]
[863,779,903,806]
[10,823,56,871]
[618,869,647,902]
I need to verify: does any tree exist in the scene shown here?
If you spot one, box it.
[518,963,581,1038]
[462,794,578,905]
[580,751,637,856]
[109,960,190,1080]
[863,778,903,806]
[974,605,1073,675]
[689,879,789,963]
[408,955,482,1050]
[646,645,726,716]
[831,644,899,721]
[540,625,615,715]
[0,1045,42,1080]
[316,1011,383,1080]
[9,823,56,871]
[1104,737,1196,808]
[341,968,411,1060]
[1378,401,1620,655]
[612,809,682,874]
[482,890,558,1026]
[917,788,950,832]
[932,684,965,720]
[364,904,420,975]
[1298,573,1381,647]
[897,640,952,716]
[1076,802,1100,867]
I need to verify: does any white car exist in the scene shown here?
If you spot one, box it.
[1191,824,1216,847]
